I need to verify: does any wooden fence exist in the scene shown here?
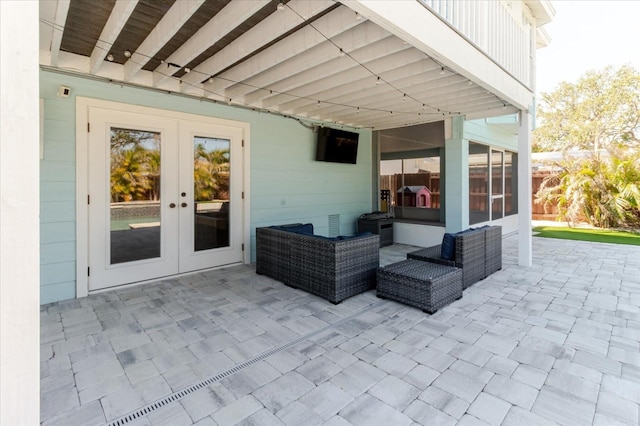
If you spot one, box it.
[532,170,559,219]
[381,170,561,220]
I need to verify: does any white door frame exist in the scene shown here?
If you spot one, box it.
[76,97,251,298]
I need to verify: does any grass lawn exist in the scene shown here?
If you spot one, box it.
[533,226,640,246]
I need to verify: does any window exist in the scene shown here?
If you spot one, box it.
[380,154,442,222]
[491,150,504,219]
[505,151,518,215]
[469,142,517,224]
[469,143,489,224]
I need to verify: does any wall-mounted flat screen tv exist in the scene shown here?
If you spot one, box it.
[315,127,359,164]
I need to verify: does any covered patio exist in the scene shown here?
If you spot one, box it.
[1,1,557,422]
[41,235,640,425]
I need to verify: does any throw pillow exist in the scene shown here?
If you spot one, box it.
[441,233,455,260]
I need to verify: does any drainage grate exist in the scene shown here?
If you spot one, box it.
[107,300,382,426]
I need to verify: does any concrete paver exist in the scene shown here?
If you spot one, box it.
[39,235,640,425]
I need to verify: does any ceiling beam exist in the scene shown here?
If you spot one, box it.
[210,5,363,95]
[238,23,391,105]
[329,91,498,126]
[49,0,71,66]
[308,77,479,119]
[152,0,270,87]
[357,113,443,130]
[273,51,432,113]
[180,0,334,86]
[258,38,415,109]
[39,1,56,53]
[308,74,492,122]
[123,0,204,81]
[90,0,138,74]
[322,86,505,129]
[342,0,533,108]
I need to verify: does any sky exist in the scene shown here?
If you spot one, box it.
[536,0,640,95]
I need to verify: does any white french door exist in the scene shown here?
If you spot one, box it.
[87,107,243,291]
[178,119,243,272]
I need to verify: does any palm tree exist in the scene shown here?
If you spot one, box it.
[110,129,160,202]
[536,148,640,228]
[110,145,152,202]
[193,143,230,202]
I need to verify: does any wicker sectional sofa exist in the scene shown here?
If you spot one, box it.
[256,224,380,304]
[407,225,502,289]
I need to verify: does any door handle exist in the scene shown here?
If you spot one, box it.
[181,203,188,208]
[169,203,176,208]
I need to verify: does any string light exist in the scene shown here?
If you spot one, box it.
[39,15,510,125]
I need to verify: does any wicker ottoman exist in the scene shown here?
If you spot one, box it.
[377,259,463,314]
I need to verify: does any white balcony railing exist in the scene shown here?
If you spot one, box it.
[421,0,534,88]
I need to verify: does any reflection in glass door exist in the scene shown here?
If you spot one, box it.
[110,128,162,264]
[88,108,179,292]
[193,137,230,251]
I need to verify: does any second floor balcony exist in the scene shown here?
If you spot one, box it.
[422,0,555,90]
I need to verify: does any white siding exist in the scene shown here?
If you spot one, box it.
[1,1,40,424]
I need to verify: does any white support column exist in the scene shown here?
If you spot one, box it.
[518,109,533,267]
[444,116,469,232]
[0,1,40,424]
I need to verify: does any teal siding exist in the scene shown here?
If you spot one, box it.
[41,79,77,304]
[41,282,76,304]
[42,140,75,161]
[40,222,75,244]
[40,242,75,264]
[41,261,76,286]
[464,118,518,151]
[41,181,75,202]
[40,201,75,223]
[40,70,373,304]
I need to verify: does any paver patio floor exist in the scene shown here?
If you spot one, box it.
[40,233,640,425]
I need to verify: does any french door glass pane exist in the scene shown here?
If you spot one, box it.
[194,136,230,251]
[469,142,489,224]
[109,128,161,264]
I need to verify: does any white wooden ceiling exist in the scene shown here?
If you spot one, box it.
[40,0,518,130]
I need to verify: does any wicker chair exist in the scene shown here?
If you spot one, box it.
[408,226,501,289]
[256,226,379,304]
[484,226,502,276]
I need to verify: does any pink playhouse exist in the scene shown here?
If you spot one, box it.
[397,186,432,208]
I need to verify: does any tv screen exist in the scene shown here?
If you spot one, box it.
[315,128,359,164]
